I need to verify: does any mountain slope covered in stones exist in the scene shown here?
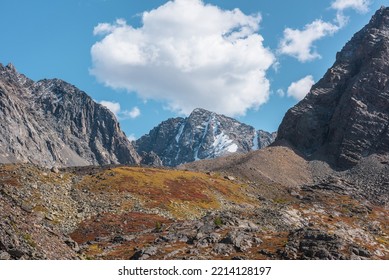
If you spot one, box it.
[136,108,276,166]
[276,6,389,169]
[0,162,388,260]
[0,64,140,167]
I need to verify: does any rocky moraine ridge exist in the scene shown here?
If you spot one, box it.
[135,108,276,166]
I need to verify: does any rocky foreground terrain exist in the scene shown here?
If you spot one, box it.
[0,146,388,260]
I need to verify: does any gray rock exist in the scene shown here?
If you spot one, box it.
[221,231,258,252]
[237,220,259,232]
[213,243,234,255]
[224,176,236,181]
[196,233,221,248]
[143,246,158,257]
[51,166,59,174]
[8,248,25,259]
[279,228,346,260]
[64,237,80,253]
[111,235,125,244]
[0,251,11,260]
[131,246,158,260]
[351,246,371,258]
[139,151,163,167]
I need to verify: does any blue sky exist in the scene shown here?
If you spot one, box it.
[0,0,385,140]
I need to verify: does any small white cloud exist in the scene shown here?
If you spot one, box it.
[127,134,137,141]
[99,101,140,119]
[93,19,127,35]
[331,0,370,29]
[331,0,370,13]
[276,89,285,97]
[287,75,315,101]
[334,12,349,28]
[99,100,121,116]
[279,0,370,63]
[278,20,340,62]
[122,107,141,119]
[272,61,281,72]
[90,0,275,117]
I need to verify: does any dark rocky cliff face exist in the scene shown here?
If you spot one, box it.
[0,64,140,167]
[136,108,276,166]
[277,6,389,169]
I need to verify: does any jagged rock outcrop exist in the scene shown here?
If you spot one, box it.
[276,6,389,169]
[0,63,140,167]
[135,108,276,166]
[139,151,163,167]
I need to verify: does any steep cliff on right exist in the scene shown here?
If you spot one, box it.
[276,6,389,169]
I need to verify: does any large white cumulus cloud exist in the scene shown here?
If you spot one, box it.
[90,0,275,116]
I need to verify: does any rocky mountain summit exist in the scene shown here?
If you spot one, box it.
[277,6,389,169]
[0,64,140,167]
[136,108,276,166]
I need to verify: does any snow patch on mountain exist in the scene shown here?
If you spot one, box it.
[212,132,236,155]
[252,131,259,150]
[175,123,185,143]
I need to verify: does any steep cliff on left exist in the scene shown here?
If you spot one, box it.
[0,63,140,167]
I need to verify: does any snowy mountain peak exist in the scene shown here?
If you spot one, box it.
[190,107,214,115]
[136,108,276,166]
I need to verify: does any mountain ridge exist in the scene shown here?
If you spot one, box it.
[0,63,140,167]
[136,108,276,166]
[0,63,276,168]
